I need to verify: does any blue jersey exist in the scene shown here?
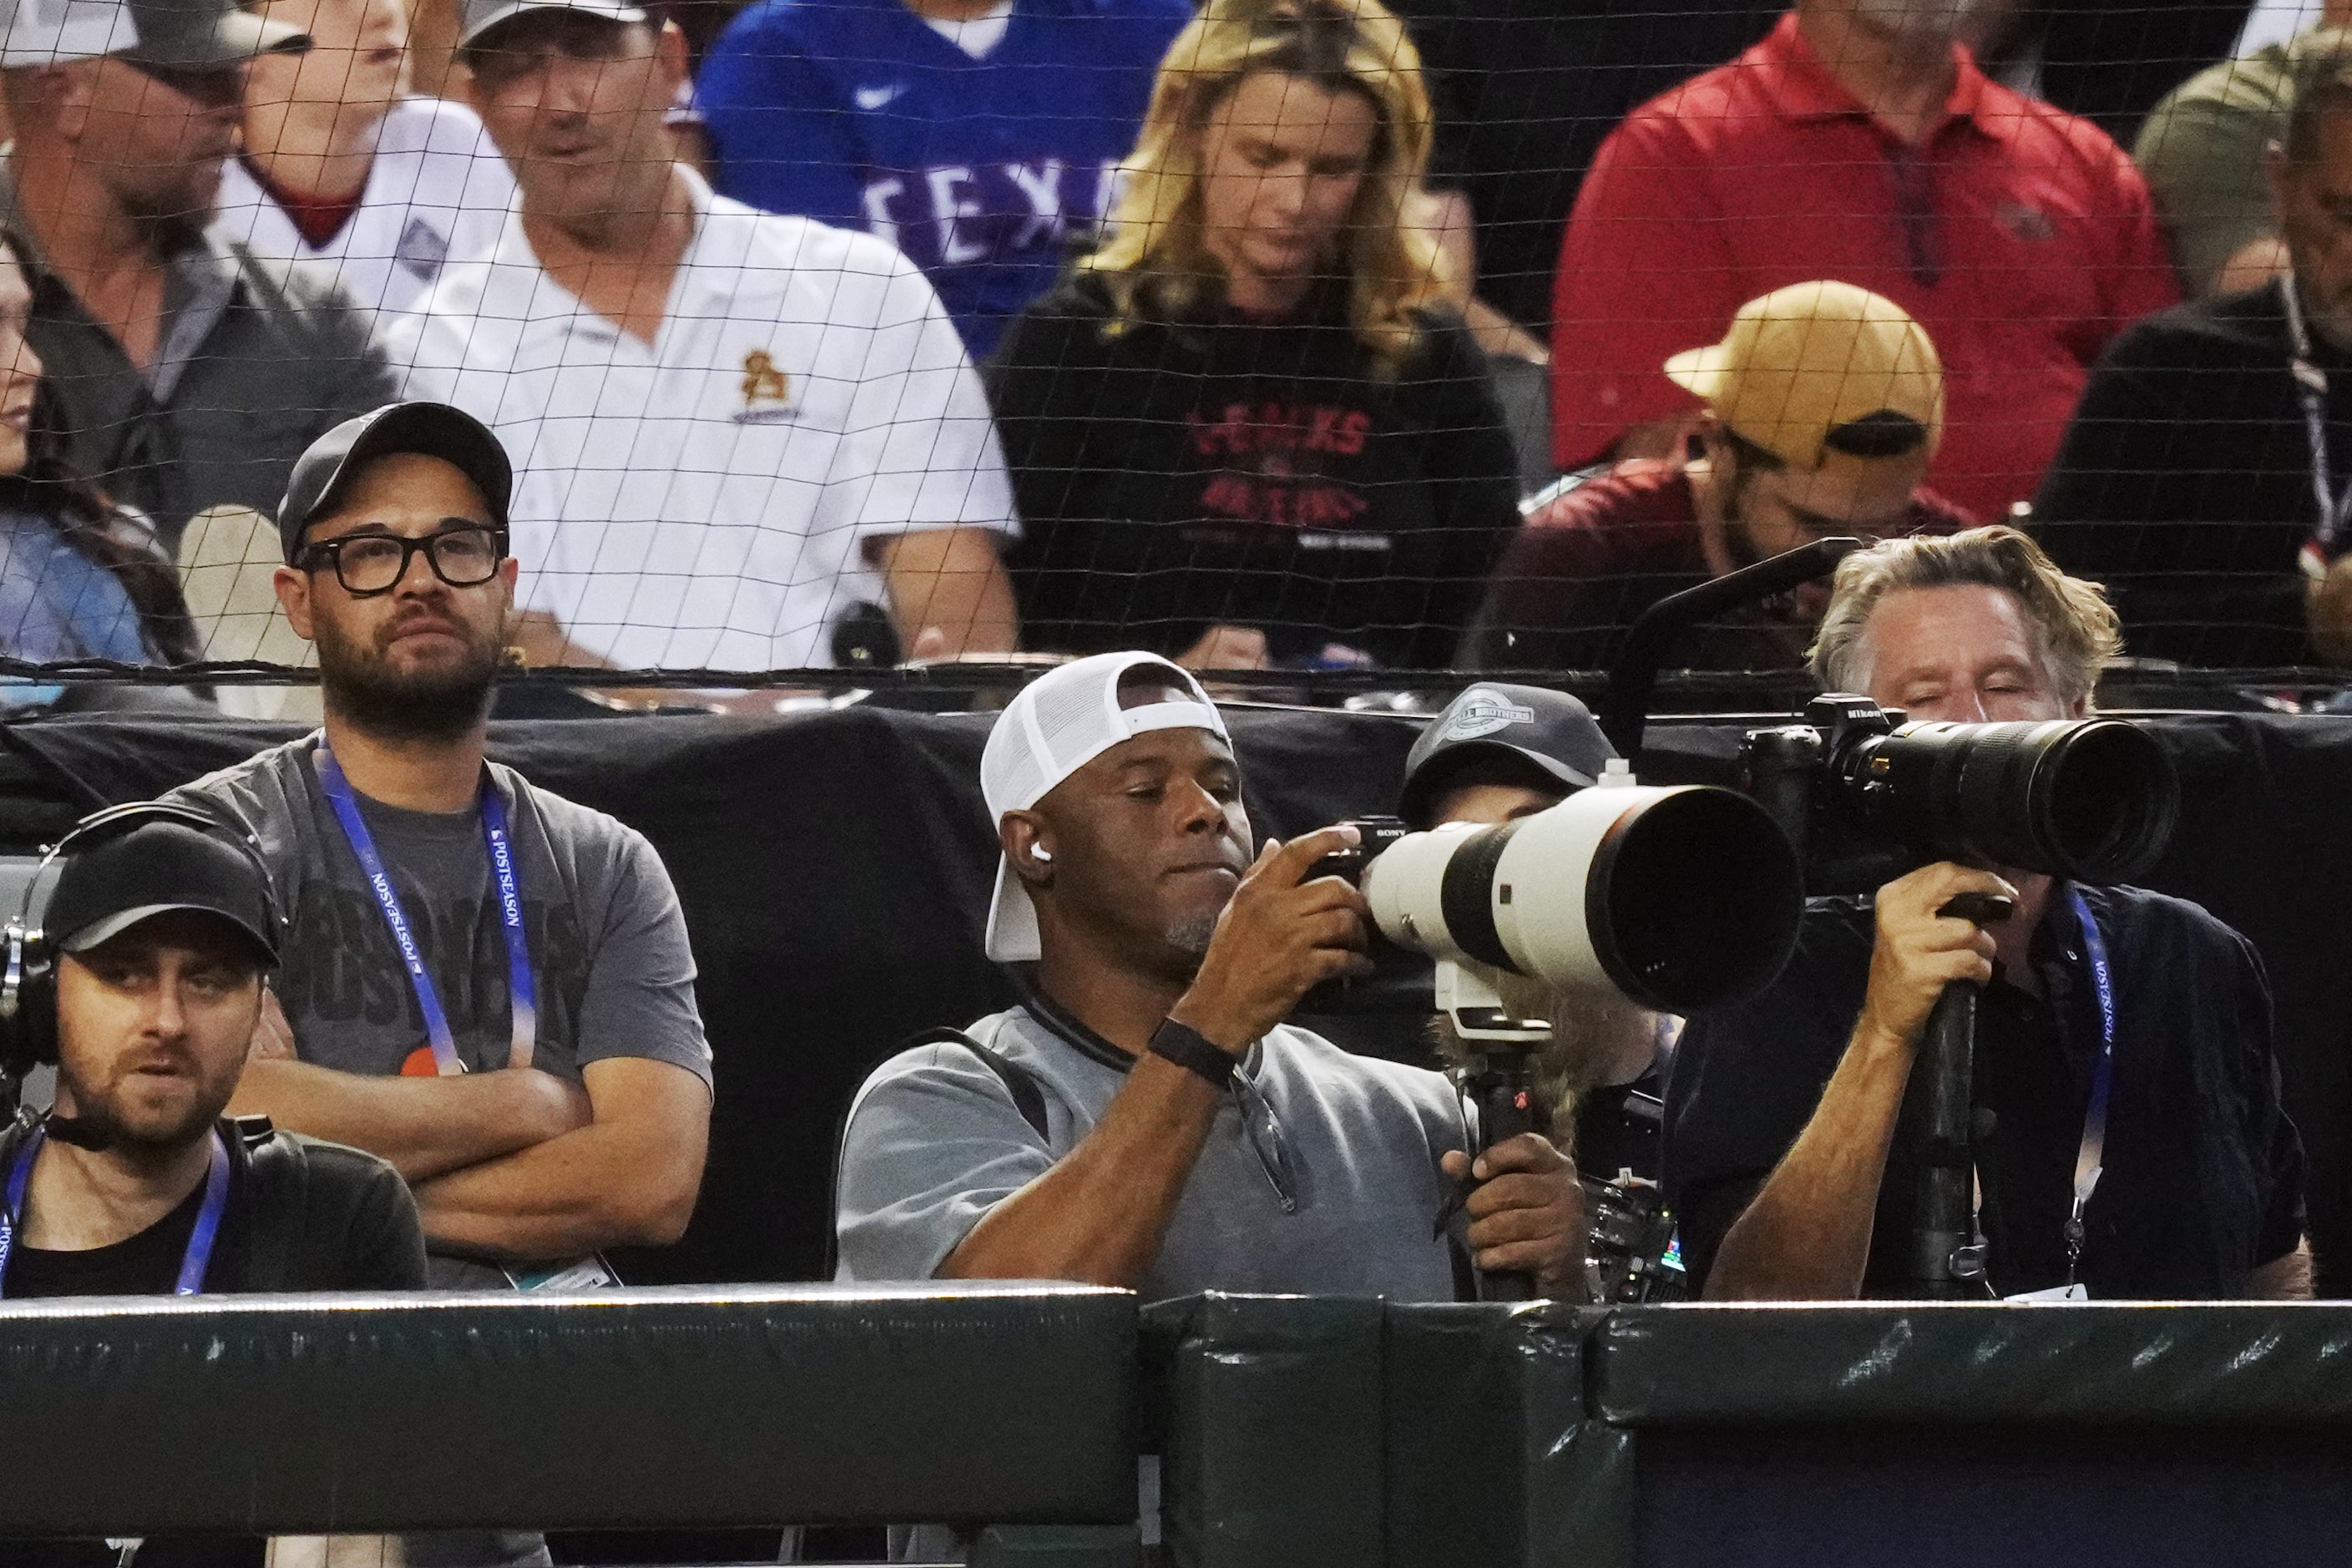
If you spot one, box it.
[696,0,1189,359]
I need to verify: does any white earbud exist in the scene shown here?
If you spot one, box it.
[1031,846,1054,863]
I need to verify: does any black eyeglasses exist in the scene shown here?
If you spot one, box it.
[299,524,508,597]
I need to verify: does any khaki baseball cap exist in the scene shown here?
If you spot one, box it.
[1665,281,1944,474]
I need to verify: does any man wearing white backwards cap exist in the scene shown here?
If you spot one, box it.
[834,652,1586,1300]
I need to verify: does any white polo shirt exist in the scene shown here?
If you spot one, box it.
[386,167,1016,671]
[211,97,516,326]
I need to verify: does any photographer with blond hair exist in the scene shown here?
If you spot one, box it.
[986,0,1520,673]
[1664,526,2311,1303]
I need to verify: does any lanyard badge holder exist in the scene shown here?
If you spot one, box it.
[2005,888,2117,1304]
[316,745,618,1292]
[2282,274,2352,583]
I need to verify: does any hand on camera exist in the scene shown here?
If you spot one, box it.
[1857,862,2017,1052]
[1441,1134,1586,1297]
[1169,826,1373,1055]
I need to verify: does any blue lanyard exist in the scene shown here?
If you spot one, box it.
[316,744,536,1075]
[2280,274,2351,574]
[2063,887,2118,1288]
[0,1125,230,1296]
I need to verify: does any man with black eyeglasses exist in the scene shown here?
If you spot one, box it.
[0,0,398,552]
[173,402,712,1318]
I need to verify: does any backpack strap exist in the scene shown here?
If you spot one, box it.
[826,1020,1053,1278]
[225,1117,306,1292]
[902,1026,1050,1140]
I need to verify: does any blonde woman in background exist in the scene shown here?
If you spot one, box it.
[986,0,1521,674]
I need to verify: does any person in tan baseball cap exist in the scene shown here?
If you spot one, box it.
[1466,280,1976,673]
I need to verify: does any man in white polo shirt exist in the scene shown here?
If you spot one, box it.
[386,0,1019,670]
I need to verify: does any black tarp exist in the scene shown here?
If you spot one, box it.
[4,706,2349,1295]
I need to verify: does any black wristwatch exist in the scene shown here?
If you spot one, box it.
[1150,1018,1235,1087]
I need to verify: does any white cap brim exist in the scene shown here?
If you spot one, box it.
[984,854,1040,964]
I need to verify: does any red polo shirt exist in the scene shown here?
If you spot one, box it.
[1548,13,2180,519]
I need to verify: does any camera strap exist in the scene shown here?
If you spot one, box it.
[2279,273,2351,579]
[316,744,536,1075]
[2062,887,2118,1291]
[0,1124,230,1297]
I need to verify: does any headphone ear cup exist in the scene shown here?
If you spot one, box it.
[0,925,52,1078]
[18,935,55,1070]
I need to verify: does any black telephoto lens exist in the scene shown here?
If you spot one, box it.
[1845,717,2179,883]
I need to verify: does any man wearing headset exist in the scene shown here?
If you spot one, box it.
[0,807,425,1300]
[0,811,426,1568]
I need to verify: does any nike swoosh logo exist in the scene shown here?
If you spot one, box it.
[853,83,904,110]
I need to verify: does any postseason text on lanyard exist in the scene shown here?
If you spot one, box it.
[0,1125,230,1296]
[315,744,536,1075]
[2061,887,2118,1293]
[2280,273,2352,582]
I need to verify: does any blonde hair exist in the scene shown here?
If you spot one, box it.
[1809,526,2123,707]
[1083,0,1449,367]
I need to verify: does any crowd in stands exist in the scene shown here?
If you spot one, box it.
[0,0,2348,683]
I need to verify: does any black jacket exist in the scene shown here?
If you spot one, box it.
[1665,883,2307,1301]
[2033,279,2351,666]
[0,1114,426,1295]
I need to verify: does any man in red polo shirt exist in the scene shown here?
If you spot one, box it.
[1548,0,2181,520]
[1470,280,1972,671]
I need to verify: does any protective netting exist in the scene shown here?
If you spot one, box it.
[0,0,2329,693]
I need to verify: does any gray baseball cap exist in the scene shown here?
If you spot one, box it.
[277,402,513,563]
[1399,684,1619,829]
[0,0,308,70]
[458,0,646,49]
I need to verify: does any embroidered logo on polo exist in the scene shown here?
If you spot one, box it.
[1441,690,1536,741]
[395,217,452,282]
[733,349,799,424]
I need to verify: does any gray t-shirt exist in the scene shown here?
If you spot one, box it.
[837,996,1469,1302]
[175,734,711,1286]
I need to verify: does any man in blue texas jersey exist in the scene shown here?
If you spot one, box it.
[695,0,1191,358]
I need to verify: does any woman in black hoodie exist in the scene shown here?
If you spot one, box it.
[987,0,1520,672]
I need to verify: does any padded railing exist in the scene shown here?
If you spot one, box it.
[0,1283,1140,1563]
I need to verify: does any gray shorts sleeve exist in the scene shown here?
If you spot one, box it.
[835,1044,1058,1282]
[575,826,713,1087]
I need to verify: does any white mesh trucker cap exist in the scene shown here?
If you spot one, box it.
[980,652,1231,964]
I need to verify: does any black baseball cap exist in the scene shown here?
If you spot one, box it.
[1399,684,1620,829]
[277,402,514,564]
[43,817,277,969]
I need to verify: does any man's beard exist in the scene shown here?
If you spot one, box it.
[1166,911,1220,960]
[51,1062,234,1156]
[315,612,503,743]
